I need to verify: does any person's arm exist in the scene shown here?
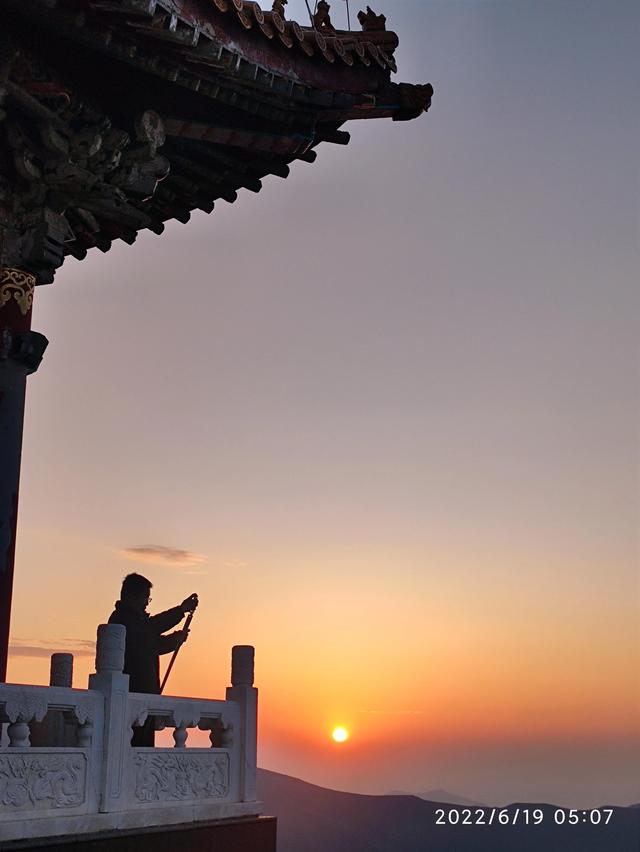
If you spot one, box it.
[149,606,184,633]
[157,630,185,655]
[149,594,198,634]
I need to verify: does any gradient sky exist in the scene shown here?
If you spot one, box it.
[7,0,639,808]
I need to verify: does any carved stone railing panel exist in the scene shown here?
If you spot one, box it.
[132,751,230,804]
[125,692,242,804]
[0,684,103,825]
[0,751,87,814]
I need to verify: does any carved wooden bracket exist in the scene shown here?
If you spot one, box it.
[0,38,169,284]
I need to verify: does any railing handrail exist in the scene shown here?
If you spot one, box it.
[127,691,231,709]
[0,681,103,721]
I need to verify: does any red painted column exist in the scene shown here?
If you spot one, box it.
[0,267,38,681]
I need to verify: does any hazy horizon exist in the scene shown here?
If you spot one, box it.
[7,0,639,809]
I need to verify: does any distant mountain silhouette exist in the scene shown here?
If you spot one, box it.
[257,768,640,852]
[388,788,485,807]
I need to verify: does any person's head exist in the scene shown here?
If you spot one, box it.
[120,573,152,612]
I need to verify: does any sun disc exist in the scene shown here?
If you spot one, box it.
[332,726,349,743]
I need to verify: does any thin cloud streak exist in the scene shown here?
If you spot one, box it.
[120,544,205,567]
[9,638,95,659]
[362,710,425,716]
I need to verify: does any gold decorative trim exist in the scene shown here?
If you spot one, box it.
[0,268,36,316]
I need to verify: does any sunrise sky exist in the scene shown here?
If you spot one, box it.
[7,0,639,808]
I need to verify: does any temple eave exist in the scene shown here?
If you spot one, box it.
[2,0,432,276]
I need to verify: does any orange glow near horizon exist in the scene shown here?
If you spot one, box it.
[6,528,639,807]
[6,546,640,809]
[8,567,638,751]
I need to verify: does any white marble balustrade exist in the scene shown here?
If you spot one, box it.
[0,628,260,842]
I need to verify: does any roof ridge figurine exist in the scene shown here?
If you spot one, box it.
[314,0,336,33]
[272,0,287,20]
[358,6,387,32]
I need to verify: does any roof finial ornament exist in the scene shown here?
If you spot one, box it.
[313,0,336,33]
[357,5,386,31]
[272,0,287,19]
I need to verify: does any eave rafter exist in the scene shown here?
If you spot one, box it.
[0,0,432,281]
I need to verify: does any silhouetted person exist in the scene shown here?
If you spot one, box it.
[108,572,198,745]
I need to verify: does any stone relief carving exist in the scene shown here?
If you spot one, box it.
[131,708,149,729]
[68,700,94,727]
[170,703,201,730]
[3,694,48,724]
[130,701,202,733]
[0,754,86,812]
[133,752,229,803]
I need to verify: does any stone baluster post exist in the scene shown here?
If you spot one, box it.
[226,645,257,802]
[50,652,74,688]
[30,652,74,747]
[50,653,80,747]
[88,624,129,813]
[52,653,79,750]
